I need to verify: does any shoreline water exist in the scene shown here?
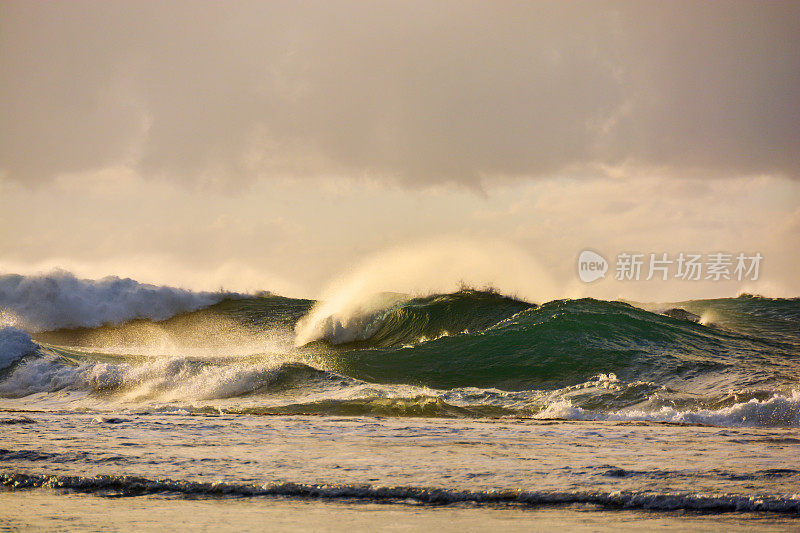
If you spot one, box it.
[2,412,798,521]
[3,489,797,532]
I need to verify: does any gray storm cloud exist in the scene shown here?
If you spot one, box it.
[1,0,798,186]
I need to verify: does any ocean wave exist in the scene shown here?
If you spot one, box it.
[0,327,37,371]
[2,346,797,427]
[3,472,799,513]
[229,396,516,418]
[0,271,232,332]
[227,388,800,426]
[0,354,338,402]
[1,285,799,428]
[296,289,532,347]
[321,296,798,392]
[535,390,800,428]
[294,291,410,345]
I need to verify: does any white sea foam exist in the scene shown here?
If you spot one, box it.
[535,391,800,428]
[0,271,231,332]
[0,355,297,403]
[295,292,406,345]
[3,351,797,429]
[699,309,722,326]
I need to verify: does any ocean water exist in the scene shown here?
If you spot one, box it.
[1,272,799,530]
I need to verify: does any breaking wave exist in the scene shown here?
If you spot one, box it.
[534,390,800,428]
[0,271,231,331]
[296,289,531,347]
[1,347,797,426]
[0,272,798,428]
[0,327,37,371]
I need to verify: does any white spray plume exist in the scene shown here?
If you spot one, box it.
[294,238,560,345]
[0,271,230,332]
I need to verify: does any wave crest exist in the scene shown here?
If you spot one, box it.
[0,271,232,332]
[0,327,37,371]
[296,289,532,347]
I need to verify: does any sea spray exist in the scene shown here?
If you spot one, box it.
[0,271,231,331]
[0,327,37,371]
[295,239,559,345]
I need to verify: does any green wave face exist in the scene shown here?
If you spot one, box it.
[338,290,533,348]
[327,296,800,392]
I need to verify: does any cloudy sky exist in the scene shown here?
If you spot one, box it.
[1,1,798,301]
